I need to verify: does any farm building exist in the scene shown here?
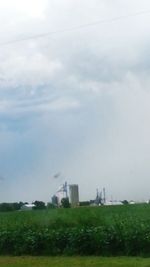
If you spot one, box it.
[20,204,35,211]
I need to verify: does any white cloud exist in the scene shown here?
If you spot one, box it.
[0,0,48,19]
[0,0,150,201]
[0,52,63,88]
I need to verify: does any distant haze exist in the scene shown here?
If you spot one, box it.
[0,0,150,202]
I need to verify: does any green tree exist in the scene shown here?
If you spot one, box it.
[122,200,129,205]
[61,197,70,208]
[47,202,56,209]
[33,201,46,210]
[79,201,90,206]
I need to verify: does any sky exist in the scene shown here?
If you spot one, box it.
[0,0,150,202]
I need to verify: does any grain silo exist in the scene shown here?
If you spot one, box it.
[69,184,79,206]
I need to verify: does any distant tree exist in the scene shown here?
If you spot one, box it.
[79,201,90,206]
[122,200,129,205]
[12,202,22,211]
[33,201,46,210]
[18,202,25,209]
[0,202,27,212]
[0,202,23,212]
[61,198,70,208]
[0,203,12,212]
[47,202,56,209]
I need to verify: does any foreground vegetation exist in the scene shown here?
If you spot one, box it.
[0,204,150,255]
[0,256,150,267]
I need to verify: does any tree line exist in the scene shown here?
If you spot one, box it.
[0,198,71,212]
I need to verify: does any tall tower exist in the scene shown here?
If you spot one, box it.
[69,184,79,206]
[103,187,106,204]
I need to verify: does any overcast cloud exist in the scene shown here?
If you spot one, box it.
[0,0,150,202]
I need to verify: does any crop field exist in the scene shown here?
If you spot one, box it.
[0,204,150,256]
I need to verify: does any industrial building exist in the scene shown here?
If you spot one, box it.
[69,184,79,206]
[51,195,59,207]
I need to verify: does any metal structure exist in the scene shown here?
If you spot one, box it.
[95,187,106,205]
[57,181,68,198]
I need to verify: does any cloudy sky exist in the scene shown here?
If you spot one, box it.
[0,0,150,202]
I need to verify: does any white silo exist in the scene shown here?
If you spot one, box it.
[69,184,79,206]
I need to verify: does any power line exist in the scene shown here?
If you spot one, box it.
[0,9,150,46]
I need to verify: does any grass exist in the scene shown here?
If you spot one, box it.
[0,256,150,267]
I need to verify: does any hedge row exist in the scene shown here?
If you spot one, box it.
[0,222,150,256]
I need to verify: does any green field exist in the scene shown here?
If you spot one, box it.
[0,204,150,256]
[0,203,150,228]
[0,257,150,267]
